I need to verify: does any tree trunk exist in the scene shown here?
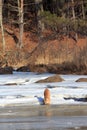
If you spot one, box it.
[71,0,75,20]
[71,0,78,41]
[82,0,85,19]
[0,0,5,53]
[35,0,44,41]
[18,0,24,48]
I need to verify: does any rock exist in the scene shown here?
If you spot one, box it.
[17,66,30,72]
[0,66,13,74]
[28,64,47,73]
[36,74,64,83]
[5,83,17,85]
[76,78,87,82]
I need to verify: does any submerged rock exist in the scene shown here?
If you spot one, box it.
[64,96,87,102]
[76,78,87,82]
[36,74,64,83]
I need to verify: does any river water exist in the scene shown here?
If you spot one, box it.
[0,72,87,129]
[0,72,87,106]
[0,105,87,130]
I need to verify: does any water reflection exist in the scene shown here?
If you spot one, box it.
[0,105,87,130]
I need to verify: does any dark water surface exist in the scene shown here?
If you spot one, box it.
[0,105,87,130]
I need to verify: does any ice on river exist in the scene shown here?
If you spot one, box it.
[0,71,87,106]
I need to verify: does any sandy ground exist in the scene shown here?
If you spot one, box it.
[0,105,87,130]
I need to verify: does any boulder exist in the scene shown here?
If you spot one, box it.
[0,66,13,74]
[76,78,87,82]
[28,64,47,73]
[17,66,30,72]
[36,74,64,83]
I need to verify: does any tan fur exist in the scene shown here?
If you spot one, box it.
[44,88,50,105]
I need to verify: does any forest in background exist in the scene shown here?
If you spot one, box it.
[0,0,87,74]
